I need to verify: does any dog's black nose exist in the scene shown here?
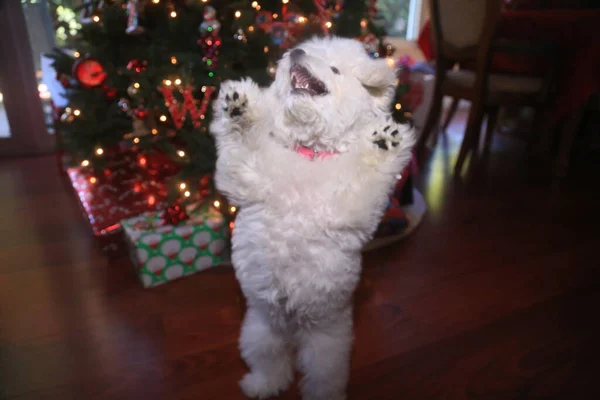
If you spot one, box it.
[290,48,306,62]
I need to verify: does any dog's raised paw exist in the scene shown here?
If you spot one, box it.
[372,123,403,151]
[222,88,248,119]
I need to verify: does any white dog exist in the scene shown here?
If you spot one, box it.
[210,37,414,400]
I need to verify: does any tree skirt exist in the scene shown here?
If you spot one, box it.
[363,189,426,252]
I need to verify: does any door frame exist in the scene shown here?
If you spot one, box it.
[0,0,54,156]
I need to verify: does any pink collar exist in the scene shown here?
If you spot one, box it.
[294,145,338,161]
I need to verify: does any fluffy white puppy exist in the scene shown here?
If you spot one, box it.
[210,36,414,400]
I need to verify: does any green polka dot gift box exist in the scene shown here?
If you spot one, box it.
[122,204,229,288]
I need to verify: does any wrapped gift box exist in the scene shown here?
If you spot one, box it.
[122,205,229,288]
[66,151,173,239]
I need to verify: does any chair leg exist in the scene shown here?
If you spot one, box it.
[455,104,485,176]
[482,106,500,159]
[416,90,444,161]
[555,110,584,179]
[441,97,460,132]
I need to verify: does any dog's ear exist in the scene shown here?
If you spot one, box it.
[353,58,396,110]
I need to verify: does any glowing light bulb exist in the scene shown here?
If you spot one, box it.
[171,56,177,64]
[164,79,172,86]
[89,177,97,184]
[395,103,402,110]
[133,82,140,89]
[139,157,147,166]
[282,0,289,3]
[95,148,104,156]
[151,128,158,135]
[174,78,182,85]
[170,11,177,18]
[177,150,185,157]
[92,15,100,23]
[360,19,367,28]
[234,10,241,18]
[264,46,269,53]
[273,13,278,19]
[251,1,258,8]
[230,206,237,213]
[148,195,156,205]
[248,26,255,32]
[298,16,306,24]
[213,200,220,208]
[81,160,90,167]
[159,115,167,122]
[325,21,332,28]
[179,183,187,190]
[184,190,191,197]
[73,109,81,116]
[74,51,80,58]
[201,86,207,92]
[256,5,261,10]
[152,0,159,3]
[133,137,140,144]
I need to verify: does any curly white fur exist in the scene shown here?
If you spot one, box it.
[210,37,414,400]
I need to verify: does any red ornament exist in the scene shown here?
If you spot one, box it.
[72,57,107,88]
[59,74,71,88]
[135,107,148,119]
[162,203,189,225]
[126,59,148,73]
[104,86,117,100]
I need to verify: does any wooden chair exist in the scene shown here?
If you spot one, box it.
[415,0,557,176]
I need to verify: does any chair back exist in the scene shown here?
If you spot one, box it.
[430,0,502,63]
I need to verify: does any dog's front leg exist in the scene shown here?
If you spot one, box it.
[211,79,269,207]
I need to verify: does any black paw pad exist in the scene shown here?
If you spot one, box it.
[374,139,388,150]
[230,107,242,117]
[233,92,239,101]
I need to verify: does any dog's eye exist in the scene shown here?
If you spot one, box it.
[331,66,340,74]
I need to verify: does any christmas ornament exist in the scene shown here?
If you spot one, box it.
[135,107,148,119]
[60,109,75,123]
[126,0,145,35]
[382,43,396,58]
[271,22,288,46]
[198,6,221,34]
[104,86,118,100]
[256,11,273,32]
[72,57,107,88]
[198,32,221,68]
[158,85,214,129]
[132,118,151,137]
[234,28,247,43]
[58,73,72,88]
[79,0,103,24]
[127,83,140,97]
[118,97,131,112]
[162,203,189,225]
[127,59,148,73]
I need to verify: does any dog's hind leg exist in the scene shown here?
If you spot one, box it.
[296,307,353,400]
[239,305,293,399]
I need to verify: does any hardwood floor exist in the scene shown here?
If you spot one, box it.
[1,115,598,399]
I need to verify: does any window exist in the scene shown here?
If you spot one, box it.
[378,0,423,40]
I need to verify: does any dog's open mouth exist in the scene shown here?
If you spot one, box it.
[290,64,327,96]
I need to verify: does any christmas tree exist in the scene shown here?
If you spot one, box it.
[49,0,402,217]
